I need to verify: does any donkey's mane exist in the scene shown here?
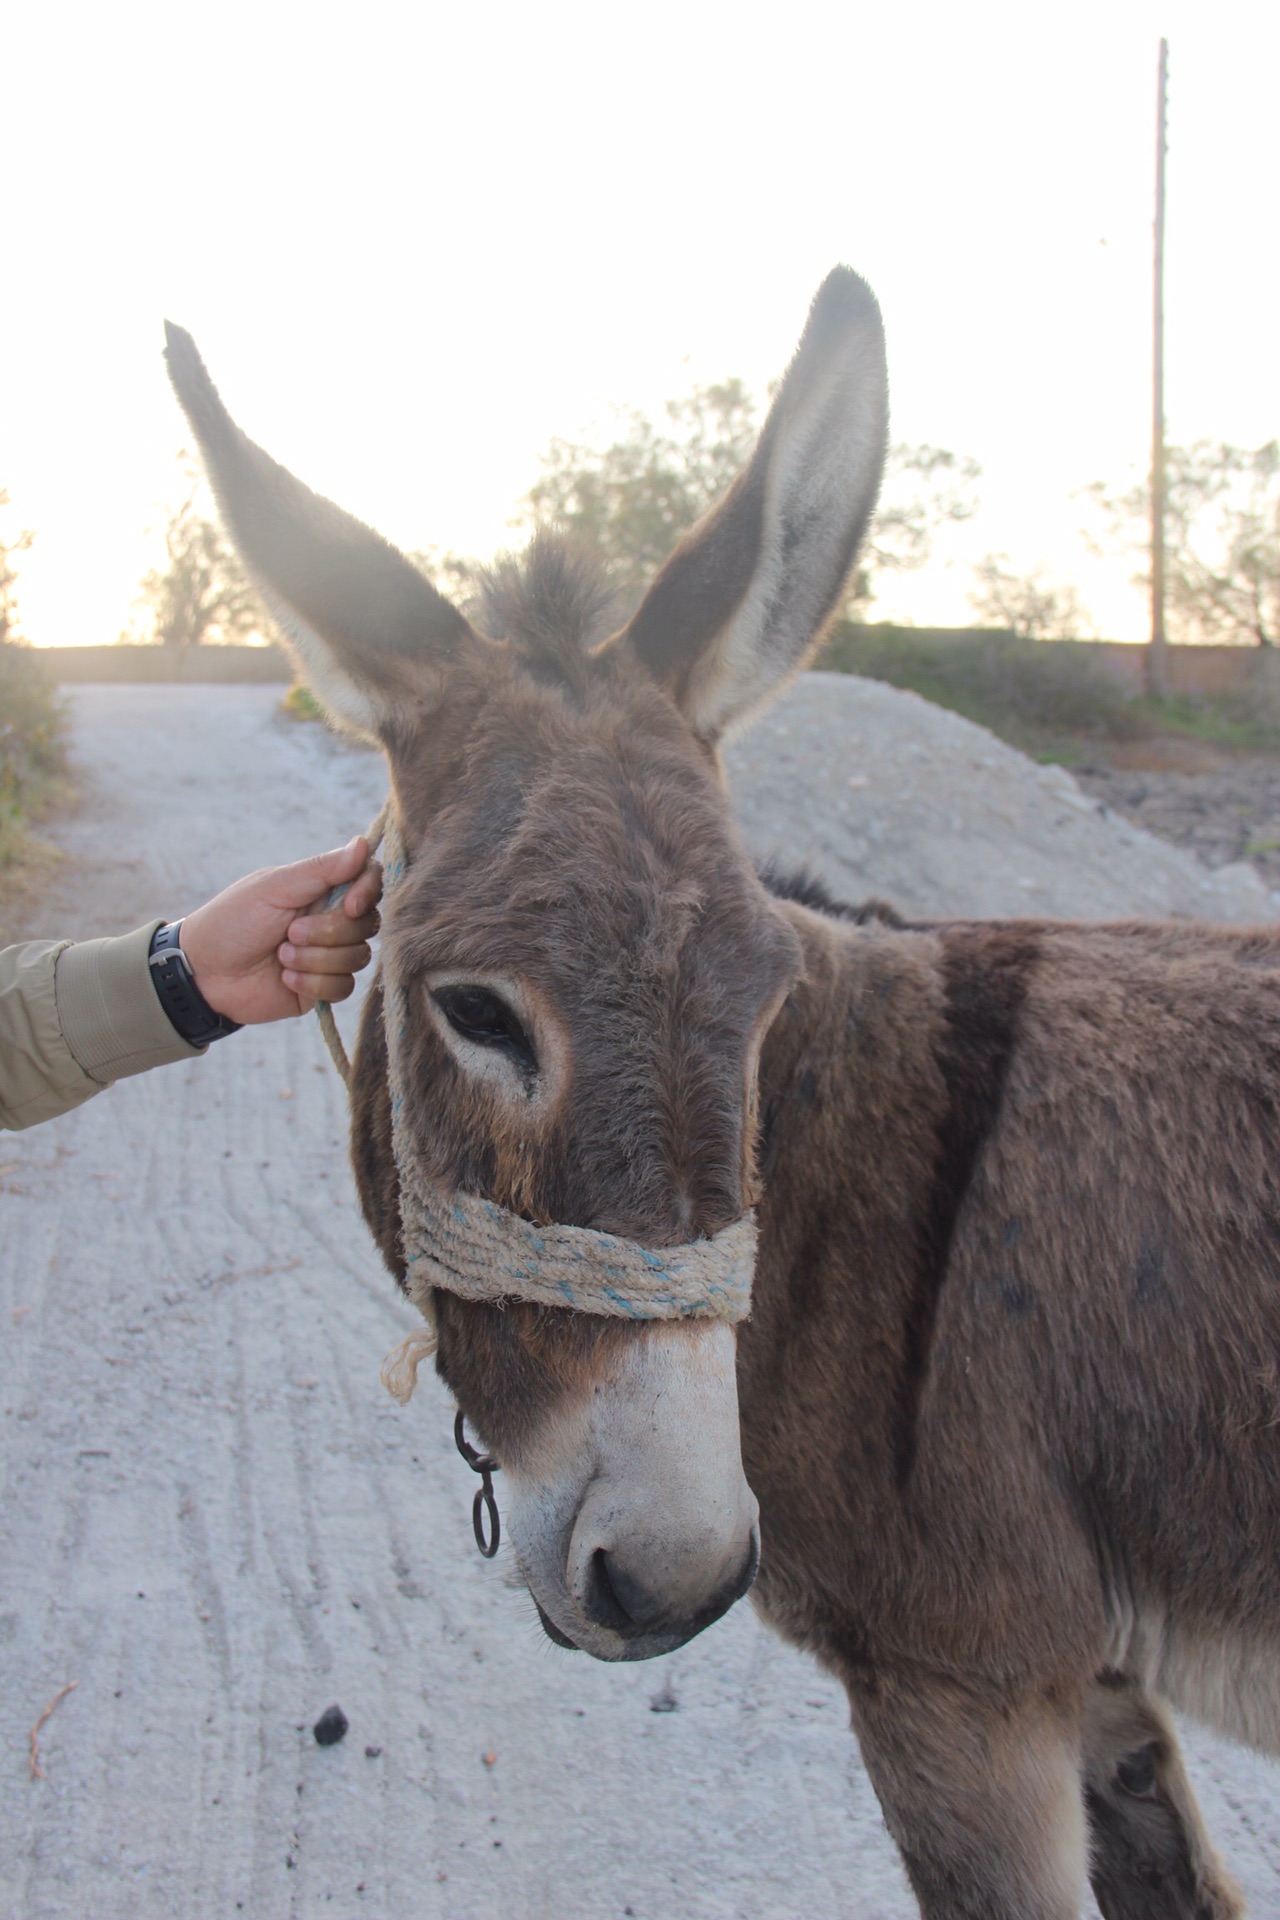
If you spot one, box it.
[757,863,906,928]
[474,531,623,692]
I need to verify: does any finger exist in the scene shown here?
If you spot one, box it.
[283,968,356,1003]
[278,940,372,976]
[271,836,370,912]
[286,907,380,948]
[343,860,384,918]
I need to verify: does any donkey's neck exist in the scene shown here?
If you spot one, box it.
[745,906,955,1527]
[756,901,946,1200]
[743,902,1057,1632]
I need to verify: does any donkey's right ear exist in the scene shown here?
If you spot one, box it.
[164,323,474,743]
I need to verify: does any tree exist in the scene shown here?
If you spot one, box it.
[408,544,486,605]
[853,444,981,614]
[522,383,979,614]
[0,488,35,648]
[127,455,269,646]
[968,553,1095,640]
[523,380,758,602]
[1088,441,1280,646]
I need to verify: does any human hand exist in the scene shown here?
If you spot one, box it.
[179,837,382,1025]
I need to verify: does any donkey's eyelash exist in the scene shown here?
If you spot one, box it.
[432,985,537,1077]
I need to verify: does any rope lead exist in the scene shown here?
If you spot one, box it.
[314,799,390,1085]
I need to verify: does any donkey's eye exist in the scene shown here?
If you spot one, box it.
[433,985,534,1067]
[1115,1745,1158,1799]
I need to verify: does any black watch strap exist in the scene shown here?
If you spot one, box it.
[148,921,243,1046]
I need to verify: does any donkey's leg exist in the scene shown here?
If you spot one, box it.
[1081,1675,1243,1920]
[845,1671,1088,1920]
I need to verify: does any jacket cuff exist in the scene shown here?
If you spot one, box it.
[56,922,207,1083]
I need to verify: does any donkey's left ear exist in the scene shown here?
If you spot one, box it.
[620,269,887,743]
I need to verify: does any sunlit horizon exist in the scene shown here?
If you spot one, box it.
[5,0,1278,651]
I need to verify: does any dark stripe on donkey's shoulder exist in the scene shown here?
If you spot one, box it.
[895,927,1040,1485]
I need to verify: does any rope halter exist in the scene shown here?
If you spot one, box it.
[317,806,758,1405]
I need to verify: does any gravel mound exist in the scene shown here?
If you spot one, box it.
[726,672,1277,924]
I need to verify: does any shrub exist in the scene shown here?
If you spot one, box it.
[0,642,67,870]
[817,622,1144,750]
[281,682,325,723]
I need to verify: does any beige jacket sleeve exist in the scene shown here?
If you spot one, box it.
[0,922,205,1131]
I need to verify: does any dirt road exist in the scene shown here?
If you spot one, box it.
[3,683,1278,1920]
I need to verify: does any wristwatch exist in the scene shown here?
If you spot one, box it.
[148,921,243,1046]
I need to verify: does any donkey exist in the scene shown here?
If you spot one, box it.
[165,271,1280,1919]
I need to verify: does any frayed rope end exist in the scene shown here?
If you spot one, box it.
[380,1326,439,1405]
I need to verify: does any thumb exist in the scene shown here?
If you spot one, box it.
[274,836,369,909]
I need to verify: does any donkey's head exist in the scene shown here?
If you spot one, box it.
[166,270,887,1660]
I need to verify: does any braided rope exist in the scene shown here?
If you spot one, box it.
[397,1169,756,1323]
[315,800,390,1085]
[317,803,757,1405]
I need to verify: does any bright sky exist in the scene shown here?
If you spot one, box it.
[5,0,1278,648]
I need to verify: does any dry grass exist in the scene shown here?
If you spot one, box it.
[0,828,68,945]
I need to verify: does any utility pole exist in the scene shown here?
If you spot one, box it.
[1147,38,1170,698]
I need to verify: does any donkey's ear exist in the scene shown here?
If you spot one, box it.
[620,269,887,742]
[164,323,473,742]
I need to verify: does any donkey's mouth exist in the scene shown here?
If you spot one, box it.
[534,1598,581,1650]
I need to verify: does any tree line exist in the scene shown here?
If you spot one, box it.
[2,394,1277,651]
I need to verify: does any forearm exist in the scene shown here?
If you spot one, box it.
[0,924,203,1132]
[0,840,381,1133]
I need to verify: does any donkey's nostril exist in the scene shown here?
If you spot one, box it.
[580,1541,756,1638]
[573,1519,763,1641]
[582,1548,655,1634]
[596,1551,673,1630]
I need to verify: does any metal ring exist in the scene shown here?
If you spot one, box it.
[473,1480,501,1557]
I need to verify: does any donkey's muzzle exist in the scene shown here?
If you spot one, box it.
[509,1319,759,1662]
